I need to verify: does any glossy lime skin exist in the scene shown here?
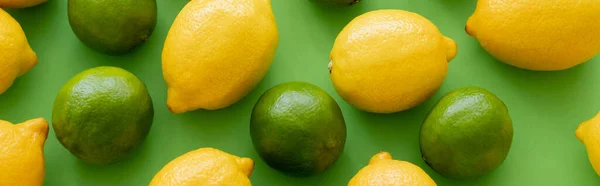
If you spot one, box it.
[420,86,513,179]
[52,66,154,164]
[250,82,347,176]
[68,0,157,54]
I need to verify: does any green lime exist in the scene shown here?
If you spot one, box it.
[250,82,347,176]
[68,0,156,54]
[420,86,513,179]
[52,66,154,164]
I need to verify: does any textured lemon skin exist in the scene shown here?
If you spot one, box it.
[0,9,37,95]
[349,152,437,186]
[150,148,254,186]
[467,0,600,71]
[162,0,278,113]
[0,118,49,186]
[0,0,46,8]
[330,10,456,114]
[576,112,600,176]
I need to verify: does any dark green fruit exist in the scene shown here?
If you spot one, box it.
[52,66,154,164]
[68,0,157,54]
[313,0,360,6]
[420,86,513,179]
[250,82,347,176]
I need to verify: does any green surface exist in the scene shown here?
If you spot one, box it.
[1,0,599,185]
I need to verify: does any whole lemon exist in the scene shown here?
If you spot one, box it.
[348,152,436,186]
[0,8,37,95]
[0,118,48,186]
[162,0,278,113]
[150,148,254,186]
[330,10,456,114]
[467,0,600,71]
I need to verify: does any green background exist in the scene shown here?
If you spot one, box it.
[2,0,599,185]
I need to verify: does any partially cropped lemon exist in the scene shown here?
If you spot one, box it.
[0,118,49,186]
[576,112,600,176]
[0,0,46,8]
[0,8,37,95]
[162,0,278,113]
[330,10,456,114]
[150,148,254,186]
[466,0,600,71]
[349,152,436,186]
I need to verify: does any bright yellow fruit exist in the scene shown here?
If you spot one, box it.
[162,0,278,113]
[0,118,49,186]
[0,0,46,8]
[0,9,37,95]
[576,112,600,176]
[349,152,437,186]
[466,0,600,71]
[330,10,456,113]
[149,148,254,186]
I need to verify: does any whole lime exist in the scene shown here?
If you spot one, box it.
[68,0,157,54]
[420,87,513,179]
[52,66,154,164]
[250,82,347,176]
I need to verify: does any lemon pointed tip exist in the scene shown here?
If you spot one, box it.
[166,91,187,114]
[444,37,457,62]
[465,17,476,37]
[22,118,48,134]
[369,151,392,164]
[18,49,38,76]
[577,112,600,142]
[237,157,254,177]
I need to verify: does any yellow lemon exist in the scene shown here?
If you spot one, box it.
[0,8,37,95]
[0,118,49,186]
[330,10,456,114]
[149,148,254,186]
[0,0,46,8]
[349,152,436,186]
[576,112,600,176]
[162,0,278,113]
[466,0,600,71]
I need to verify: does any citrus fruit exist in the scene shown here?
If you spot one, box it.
[0,118,48,186]
[250,82,346,176]
[349,151,436,186]
[420,87,513,179]
[162,0,278,113]
[576,112,600,176]
[150,148,254,186]
[68,0,157,54]
[0,8,37,95]
[466,0,600,71]
[329,10,456,114]
[52,66,154,164]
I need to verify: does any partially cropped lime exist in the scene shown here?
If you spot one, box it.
[52,66,154,164]
[250,82,347,176]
